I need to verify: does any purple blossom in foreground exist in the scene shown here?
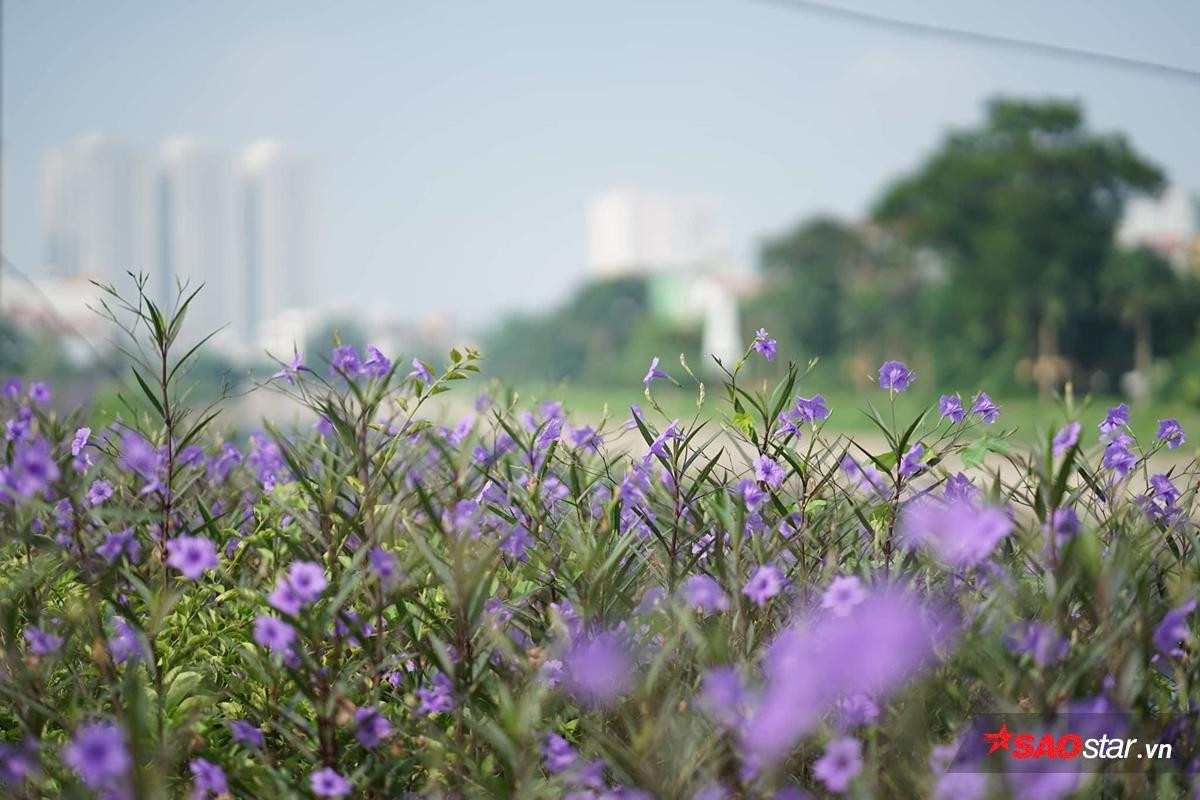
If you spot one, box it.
[814,737,863,794]
[109,618,143,664]
[1052,422,1081,456]
[1006,622,1068,667]
[0,739,36,784]
[417,672,456,715]
[331,345,363,377]
[408,358,432,383]
[6,437,60,498]
[683,574,729,616]
[23,625,63,655]
[877,360,915,393]
[284,560,328,602]
[754,455,785,488]
[270,351,308,385]
[821,575,867,618]
[87,479,114,506]
[253,615,295,654]
[369,545,401,588]
[752,328,777,362]
[898,443,927,478]
[1099,403,1129,441]
[228,719,264,749]
[642,356,670,388]
[1102,437,1136,477]
[938,394,965,424]
[839,693,880,727]
[1156,418,1185,449]
[310,767,352,798]
[743,565,784,606]
[699,666,748,729]
[563,632,633,706]
[901,498,1013,567]
[542,733,578,773]
[741,587,950,765]
[353,706,393,748]
[63,721,130,790]
[794,394,830,425]
[363,345,391,378]
[71,427,91,456]
[189,757,228,799]
[28,382,51,405]
[970,392,1000,424]
[1153,598,1196,658]
[165,535,219,580]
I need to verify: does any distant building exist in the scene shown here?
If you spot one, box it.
[239,139,317,347]
[40,133,157,285]
[588,189,724,276]
[38,134,318,360]
[159,138,239,338]
[1118,184,1200,272]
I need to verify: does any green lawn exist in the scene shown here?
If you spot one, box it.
[509,381,1200,447]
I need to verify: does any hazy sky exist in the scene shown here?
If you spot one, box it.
[4,1,1199,326]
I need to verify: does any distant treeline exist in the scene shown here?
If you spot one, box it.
[486,97,1200,402]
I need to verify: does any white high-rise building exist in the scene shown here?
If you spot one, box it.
[588,188,724,276]
[239,138,317,345]
[40,133,157,284]
[158,138,239,338]
[1118,184,1200,272]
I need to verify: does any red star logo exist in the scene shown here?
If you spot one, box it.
[983,723,1013,754]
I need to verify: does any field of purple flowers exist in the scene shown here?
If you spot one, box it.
[2,283,1199,800]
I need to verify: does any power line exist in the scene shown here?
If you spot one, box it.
[751,0,1200,84]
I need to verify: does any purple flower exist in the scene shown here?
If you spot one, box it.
[898,443,926,478]
[1006,622,1068,667]
[0,739,37,784]
[23,625,63,655]
[743,565,784,607]
[71,427,91,456]
[363,345,391,378]
[901,498,1013,567]
[369,546,400,589]
[417,672,456,715]
[1045,508,1080,545]
[794,394,830,425]
[700,666,748,729]
[2,378,21,399]
[119,431,161,482]
[877,360,915,393]
[1156,418,1185,449]
[227,719,264,749]
[683,574,729,616]
[63,721,130,790]
[1099,403,1129,440]
[270,351,308,385]
[165,535,219,580]
[331,345,363,377]
[87,479,114,506]
[285,561,328,602]
[643,356,670,388]
[564,632,633,706]
[96,528,140,566]
[408,358,433,383]
[28,382,51,405]
[938,395,964,424]
[813,737,862,794]
[109,618,143,664]
[753,455,785,488]
[6,437,60,498]
[840,456,888,497]
[310,767,351,798]
[253,615,295,654]
[1153,598,1196,658]
[970,392,1000,424]
[839,693,879,727]
[539,659,564,688]
[543,733,578,773]
[267,580,304,616]
[353,706,393,749]
[752,328,777,362]
[741,588,949,765]
[1102,438,1136,476]
[821,576,866,618]
[1052,422,1081,456]
[189,757,227,799]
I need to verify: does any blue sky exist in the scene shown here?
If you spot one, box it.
[4,1,1199,325]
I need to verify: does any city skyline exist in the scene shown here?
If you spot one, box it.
[4,2,1200,326]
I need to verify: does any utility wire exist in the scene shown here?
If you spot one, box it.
[751,0,1200,84]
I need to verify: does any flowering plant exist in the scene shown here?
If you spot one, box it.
[1,285,1197,799]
